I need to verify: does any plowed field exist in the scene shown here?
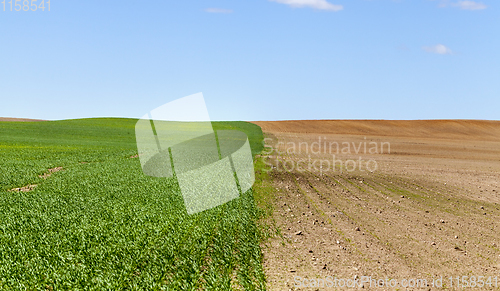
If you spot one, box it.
[254,120,500,290]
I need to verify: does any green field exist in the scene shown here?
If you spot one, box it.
[0,118,267,290]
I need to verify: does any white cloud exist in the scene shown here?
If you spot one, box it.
[439,0,487,10]
[454,1,487,10]
[270,0,343,11]
[205,8,233,13]
[422,44,453,55]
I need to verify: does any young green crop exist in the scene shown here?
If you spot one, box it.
[0,118,266,290]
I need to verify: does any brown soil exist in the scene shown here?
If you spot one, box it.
[254,120,500,290]
[8,184,38,192]
[0,117,46,122]
[38,167,64,179]
[254,120,500,141]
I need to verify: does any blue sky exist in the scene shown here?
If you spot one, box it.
[1,0,498,121]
